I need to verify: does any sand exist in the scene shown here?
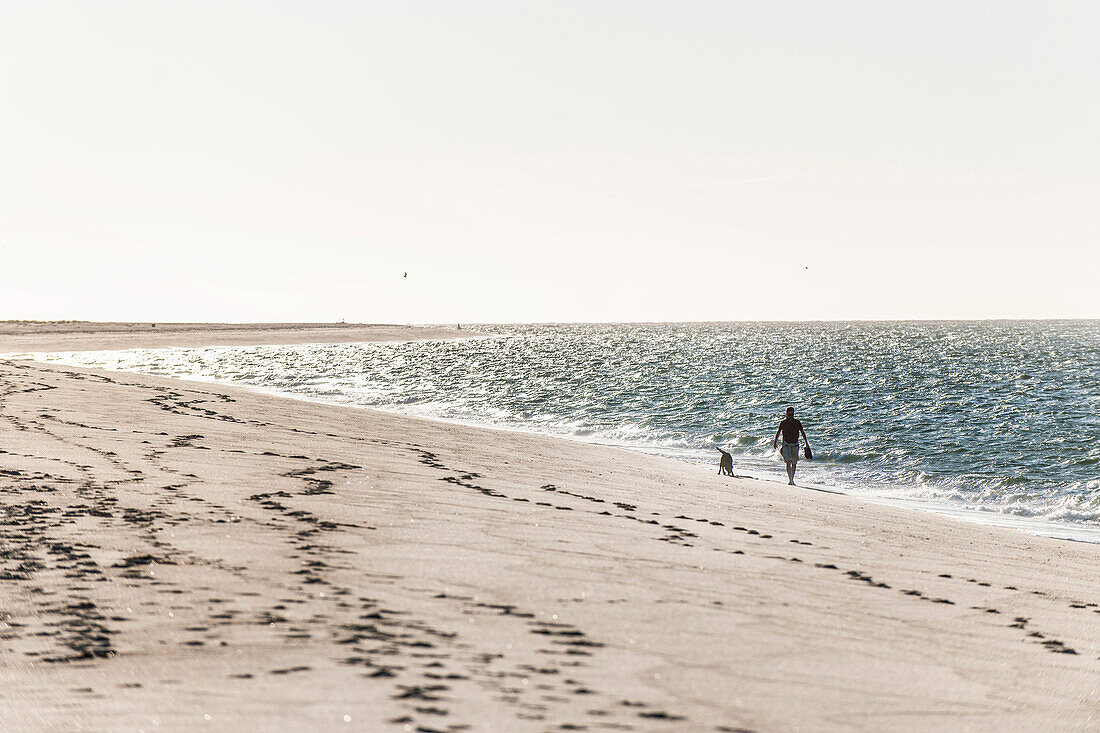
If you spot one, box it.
[0,321,473,353]
[0,326,1098,732]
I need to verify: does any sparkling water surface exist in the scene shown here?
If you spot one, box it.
[24,321,1100,536]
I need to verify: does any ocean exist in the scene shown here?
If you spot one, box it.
[27,321,1100,540]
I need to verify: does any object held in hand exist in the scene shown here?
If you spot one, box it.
[803,445,813,460]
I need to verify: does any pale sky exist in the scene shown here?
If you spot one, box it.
[2,1,1097,323]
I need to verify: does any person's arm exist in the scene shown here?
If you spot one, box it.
[773,425,782,450]
[800,423,810,447]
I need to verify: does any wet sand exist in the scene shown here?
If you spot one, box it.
[0,328,1098,731]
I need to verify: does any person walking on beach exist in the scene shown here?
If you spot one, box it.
[773,406,810,486]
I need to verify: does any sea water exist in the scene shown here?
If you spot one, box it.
[23,321,1100,540]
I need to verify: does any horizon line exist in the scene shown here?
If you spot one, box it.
[5,317,1097,326]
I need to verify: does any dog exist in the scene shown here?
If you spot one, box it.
[716,447,734,476]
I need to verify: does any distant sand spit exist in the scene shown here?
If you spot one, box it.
[0,327,1097,731]
[0,321,472,353]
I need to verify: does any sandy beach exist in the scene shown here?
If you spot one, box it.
[0,322,474,353]
[1,326,1098,732]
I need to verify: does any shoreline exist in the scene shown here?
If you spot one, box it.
[1,328,1098,730]
[18,336,1100,546]
[173,380,1100,546]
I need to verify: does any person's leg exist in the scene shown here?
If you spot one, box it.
[790,456,798,484]
[786,460,795,484]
